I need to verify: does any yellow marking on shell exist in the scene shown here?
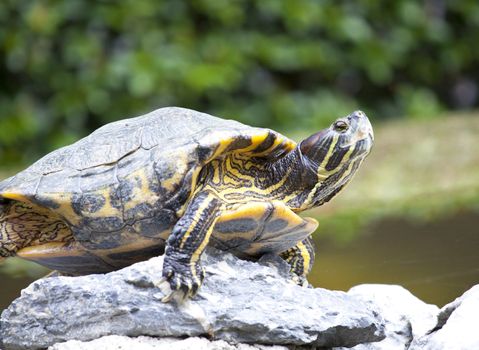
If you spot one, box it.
[82,187,121,218]
[0,192,30,202]
[212,130,294,158]
[304,217,319,230]
[243,242,266,256]
[211,131,269,158]
[19,192,81,226]
[177,165,206,217]
[209,136,233,159]
[17,241,83,260]
[161,152,188,192]
[58,202,80,225]
[213,201,318,256]
[249,133,296,157]
[212,202,269,241]
[297,241,311,276]
[91,237,166,266]
[19,236,166,271]
[241,133,269,152]
[168,144,219,217]
[158,228,171,240]
[271,200,304,226]
[122,168,159,212]
[213,229,256,242]
[279,137,296,151]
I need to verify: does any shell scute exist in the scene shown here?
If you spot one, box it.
[0,107,296,259]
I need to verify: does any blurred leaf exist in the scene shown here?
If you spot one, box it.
[398,85,443,119]
[0,1,478,166]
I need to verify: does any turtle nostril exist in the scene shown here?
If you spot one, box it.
[347,111,363,121]
[353,110,365,119]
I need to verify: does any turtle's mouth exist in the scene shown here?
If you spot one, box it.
[360,119,374,141]
[339,133,373,152]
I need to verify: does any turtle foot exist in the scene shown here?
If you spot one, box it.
[290,273,313,288]
[159,257,204,303]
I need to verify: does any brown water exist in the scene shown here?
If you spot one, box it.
[1,211,478,310]
[310,211,479,306]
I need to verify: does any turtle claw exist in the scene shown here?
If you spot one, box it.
[156,277,185,303]
[160,283,192,303]
[290,273,312,288]
[159,257,204,303]
[161,290,178,303]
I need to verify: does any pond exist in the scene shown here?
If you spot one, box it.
[309,210,479,306]
[1,211,478,310]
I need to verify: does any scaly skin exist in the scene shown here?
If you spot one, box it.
[0,109,373,302]
[160,191,221,301]
[280,236,316,286]
[160,111,373,301]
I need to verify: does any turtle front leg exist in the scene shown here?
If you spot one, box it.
[160,191,221,303]
[280,235,316,287]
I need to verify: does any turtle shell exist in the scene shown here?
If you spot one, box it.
[0,107,295,264]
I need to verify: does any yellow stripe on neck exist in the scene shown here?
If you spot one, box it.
[318,135,339,172]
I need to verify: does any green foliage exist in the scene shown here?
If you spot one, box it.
[1,0,478,166]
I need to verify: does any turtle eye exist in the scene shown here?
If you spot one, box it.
[333,120,349,132]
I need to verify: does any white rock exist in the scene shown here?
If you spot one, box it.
[409,284,479,350]
[48,335,289,350]
[0,248,384,350]
[334,284,439,350]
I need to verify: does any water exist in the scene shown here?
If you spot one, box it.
[309,211,479,306]
[1,212,478,310]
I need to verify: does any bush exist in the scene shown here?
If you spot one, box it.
[1,0,478,166]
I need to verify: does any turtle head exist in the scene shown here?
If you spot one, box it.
[298,110,374,209]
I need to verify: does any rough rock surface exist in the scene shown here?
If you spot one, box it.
[48,335,289,350]
[0,248,384,350]
[333,285,439,350]
[409,285,479,350]
[39,283,479,350]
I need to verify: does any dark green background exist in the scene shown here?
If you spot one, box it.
[1,0,478,166]
[1,1,479,308]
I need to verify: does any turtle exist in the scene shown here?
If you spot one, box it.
[0,107,373,302]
